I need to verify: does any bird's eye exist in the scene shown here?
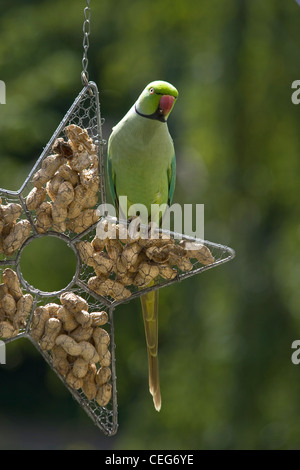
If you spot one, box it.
[149,87,155,95]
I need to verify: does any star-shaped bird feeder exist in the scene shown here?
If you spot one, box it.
[0,80,235,435]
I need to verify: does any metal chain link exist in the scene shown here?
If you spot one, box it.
[81,0,91,86]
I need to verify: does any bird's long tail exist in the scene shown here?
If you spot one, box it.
[140,289,161,411]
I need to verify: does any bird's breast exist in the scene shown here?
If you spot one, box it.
[109,113,174,211]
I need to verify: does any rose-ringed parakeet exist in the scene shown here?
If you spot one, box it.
[107,80,178,411]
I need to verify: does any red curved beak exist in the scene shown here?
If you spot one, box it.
[159,95,175,116]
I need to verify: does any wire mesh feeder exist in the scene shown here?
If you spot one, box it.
[76,217,235,307]
[0,81,118,436]
[0,79,235,436]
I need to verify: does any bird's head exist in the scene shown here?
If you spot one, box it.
[135,80,178,123]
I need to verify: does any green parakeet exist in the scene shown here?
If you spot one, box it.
[107,80,178,411]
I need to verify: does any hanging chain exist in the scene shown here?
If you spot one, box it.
[81,0,91,86]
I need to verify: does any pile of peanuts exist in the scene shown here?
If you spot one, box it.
[0,268,33,339]
[77,219,215,302]
[30,291,112,407]
[26,124,100,234]
[0,199,31,257]
[0,270,112,407]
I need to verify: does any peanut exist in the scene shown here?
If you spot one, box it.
[66,208,99,233]
[96,383,112,407]
[55,334,83,356]
[13,294,33,329]
[35,201,52,233]
[88,276,131,301]
[179,240,215,265]
[90,311,108,326]
[65,124,95,154]
[70,325,93,342]
[93,327,111,366]
[0,203,22,224]
[33,154,65,188]
[0,320,18,339]
[79,341,99,363]
[30,306,51,342]
[73,309,92,328]
[1,293,17,319]
[46,174,64,201]
[57,164,79,186]
[51,345,69,376]
[133,262,160,287]
[3,269,23,301]
[65,371,83,390]
[40,317,62,351]
[57,306,78,332]
[3,219,31,255]
[52,181,74,232]
[82,363,97,400]
[60,292,88,314]
[26,187,46,211]
[72,357,89,379]
[95,366,111,387]
[52,138,73,159]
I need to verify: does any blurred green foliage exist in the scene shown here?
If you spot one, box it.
[19,236,77,293]
[1,0,300,450]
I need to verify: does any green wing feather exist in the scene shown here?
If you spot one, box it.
[107,151,117,207]
[168,153,176,206]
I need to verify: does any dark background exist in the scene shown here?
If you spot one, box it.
[0,0,300,450]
